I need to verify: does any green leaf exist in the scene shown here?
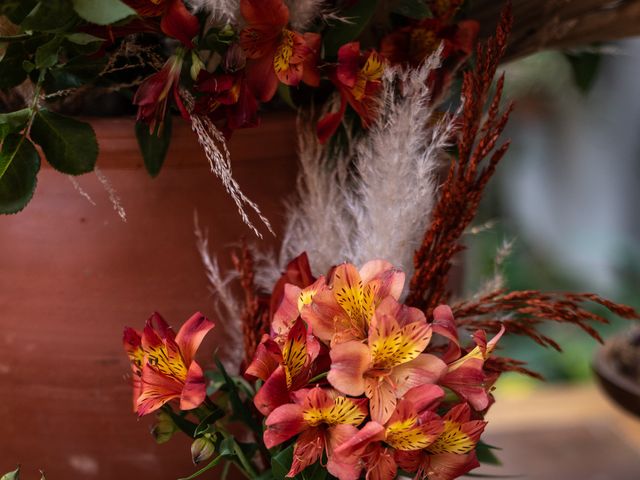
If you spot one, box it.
[1,466,20,480]
[0,0,39,24]
[30,110,98,175]
[65,33,104,45]
[21,0,80,32]
[278,83,296,110]
[0,109,31,141]
[476,441,503,466]
[392,0,432,19]
[0,134,40,214]
[44,55,107,91]
[178,454,223,480]
[565,51,602,94]
[301,462,327,480]
[271,445,294,480]
[35,36,63,69]
[135,115,172,178]
[193,407,225,438]
[70,0,136,26]
[214,357,261,433]
[0,42,28,89]
[323,0,380,57]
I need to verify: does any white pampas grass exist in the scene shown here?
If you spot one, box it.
[181,90,273,238]
[285,0,325,30]
[187,0,240,22]
[95,166,127,222]
[259,49,455,287]
[194,212,243,370]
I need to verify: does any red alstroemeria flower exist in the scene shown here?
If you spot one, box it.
[327,296,447,424]
[124,312,215,416]
[301,261,404,344]
[246,318,322,416]
[195,71,260,137]
[336,384,446,480]
[239,0,321,102]
[264,387,368,479]
[428,0,465,22]
[317,42,385,143]
[396,403,486,480]
[269,252,316,323]
[125,0,199,47]
[134,53,189,133]
[379,18,479,100]
[432,305,505,411]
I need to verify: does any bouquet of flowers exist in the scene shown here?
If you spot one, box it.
[116,6,638,480]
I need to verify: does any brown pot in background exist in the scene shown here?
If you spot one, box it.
[0,114,297,479]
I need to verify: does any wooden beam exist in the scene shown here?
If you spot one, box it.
[468,0,640,61]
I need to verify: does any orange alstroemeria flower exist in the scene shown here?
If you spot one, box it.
[301,261,404,344]
[246,318,322,416]
[327,295,447,424]
[125,0,200,47]
[396,403,487,480]
[317,42,385,143]
[434,305,505,411]
[336,384,446,480]
[264,387,368,479]
[239,0,320,102]
[123,312,215,416]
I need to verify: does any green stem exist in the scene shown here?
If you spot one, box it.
[308,372,328,384]
[177,454,223,480]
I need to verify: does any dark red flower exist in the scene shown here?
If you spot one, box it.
[239,0,320,102]
[317,42,385,143]
[134,53,189,133]
[124,0,200,47]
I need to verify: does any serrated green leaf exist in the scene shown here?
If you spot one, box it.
[71,0,136,26]
[30,110,98,175]
[65,33,103,45]
[271,445,294,480]
[0,109,31,142]
[135,115,172,178]
[0,134,40,214]
[21,0,79,32]
[35,36,63,69]
[0,42,28,89]
[323,0,380,57]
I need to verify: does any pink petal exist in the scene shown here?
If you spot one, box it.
[301,287,342,342]
[246,54,279,102]
[161,0,200,48]
[366,445,397,480]
[441,360,489,411]
[401,384,445,414]
[390,354,447,397]
[334,421,386,457]
[365,377,396,424]
[432,305,461,363]
[288,428,325,478]
[264,403,305,449]
[424,452,480,480]
[271,284,302,339]
[327,424,364,480]
[175,312,214,365]
[359,260,405,300]
[337,42,361,88]
[245,335,281,380]
[328,341,371,396]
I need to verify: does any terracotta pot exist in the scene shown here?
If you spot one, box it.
[0,114,298,479]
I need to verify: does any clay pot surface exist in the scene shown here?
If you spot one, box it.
[0,114,297,479]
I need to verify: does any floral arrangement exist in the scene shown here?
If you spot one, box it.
[112,6,637,480]
[2,1,638,479]
[0,0,476,232]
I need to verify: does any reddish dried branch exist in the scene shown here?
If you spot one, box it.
[452,289,640,351]
[407,4,514,313]
[232,240,270,368]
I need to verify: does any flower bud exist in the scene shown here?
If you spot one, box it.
[190,51,205,81]
[1,466,20,480]
[150,411,177,444]
[191,436,216,465]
